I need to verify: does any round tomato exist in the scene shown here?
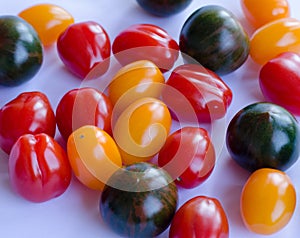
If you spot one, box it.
[240,168,296,235]
[8,133,72,203]
[56,87,113,141]
[158,127,215,189]
[0,91,56,154]
[169,196,229,238]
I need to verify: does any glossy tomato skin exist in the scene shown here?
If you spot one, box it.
[0,91,56,154]
[56,87,113,141]
[18,3,74,46]
[136,0,192,17]
[158,127,215,189]
[8,133,72,203]
[169,196,229,238]
[240,168,296,235]
[112,24,179,72]
[259,52,300,116]
[164,64,232,123]
[57,21,111,79]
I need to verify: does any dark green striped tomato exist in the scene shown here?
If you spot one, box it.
[0,15,43,86]
[226,102,300,172]
[179,5,249,75]
[100,162,178,237]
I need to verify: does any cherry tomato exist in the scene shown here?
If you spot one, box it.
[112,24,179,72]
[241,0,290,28]
[57,21,111,79]
[0,91,56,154]
[250,18,300,65]
[163,64,232,123]
[56,87,113,141]
[169,196,229,238]
[18,3,74,46]
[8,133,71,203]
[113,97,171,165]
[240,168,296,235]
[67,125,122,190]
[158,127,215,189]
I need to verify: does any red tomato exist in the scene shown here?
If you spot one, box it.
[158,127,215,189]
[56,87,113,141]
[8,133,72,203]
[259,52,300,116]
[57,21,111,79]
[112,24,179,72]
[0,91,56,154]
[163,64,232,123]
[169,196,229,238]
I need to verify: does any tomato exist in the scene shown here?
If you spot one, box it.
[163,64,232,123]
[169,196,229,238]
[0,16,43,86]
[112,97,171,165]
[136,0,192,17]
[56,87,113,141]
[250,18,300,65]
[112,24,179,72]
[0,91,56,154]
[57,21,111,79]
[241,0,290,28]
[18,3,74,46]
[259,52,300,116]
[67,125,122,190]
[158,127,215,189]
[8,133,71,203]
[240,168,296,235]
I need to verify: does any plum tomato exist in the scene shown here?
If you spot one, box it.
[112,23,179,72]
[136,0,192,17]
[56,87,113,141]
[112,97,172,165]
[158,127,215,189]
[241,0,290,28]
[0,91,56,154]
[240,168,296,235]
[57,21,111,79]
[259,52,300,116]
[226,102,300,172]
[0,16,43,86]
[163,64,232,123]
[67,125,122,190]
[169,196,229,238]
[100,162,178,237]
[8,133,72,203]
[18,3,74,46]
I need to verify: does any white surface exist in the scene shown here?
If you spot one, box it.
[1,0,300,237]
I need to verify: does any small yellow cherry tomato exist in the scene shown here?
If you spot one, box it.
[240,168,296,235]
[113,97,171,165]
[19,3,74,46]
[67,125,122,190]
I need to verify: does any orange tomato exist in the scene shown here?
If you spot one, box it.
[19,3,74,46]
[240,168,296,235]
[250,18,300,65]
[241,0,290,28]
[67,125,122,190]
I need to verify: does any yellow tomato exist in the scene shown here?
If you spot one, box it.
[67,125,122,190]
[19,3,74,46]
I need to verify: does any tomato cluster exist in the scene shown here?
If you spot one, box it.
[1,0,300,237]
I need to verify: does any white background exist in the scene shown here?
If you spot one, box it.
[1,0,300,237]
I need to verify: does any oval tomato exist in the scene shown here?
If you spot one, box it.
[0,91,56,154]
[8,133,72,203]
[169,196,229,238]
[158,127,215,189]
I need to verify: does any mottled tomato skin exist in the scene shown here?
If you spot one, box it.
[8,133,72,203]
[0,91,56,154]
